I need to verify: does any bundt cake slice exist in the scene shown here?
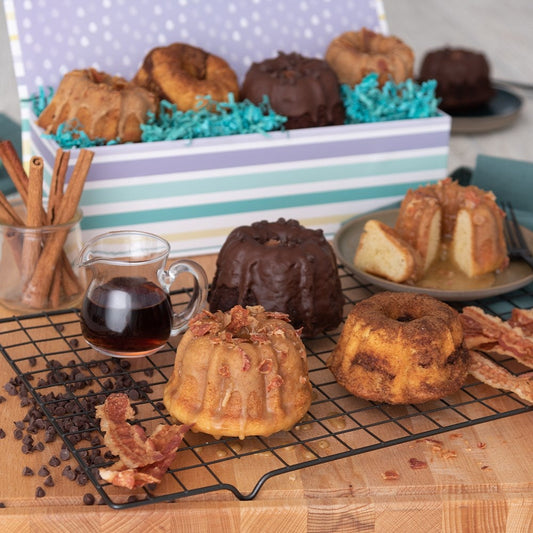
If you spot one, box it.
[354,219,423,283]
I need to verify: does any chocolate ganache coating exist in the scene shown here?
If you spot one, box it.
[240,52,345,129]
[208,218,344,337]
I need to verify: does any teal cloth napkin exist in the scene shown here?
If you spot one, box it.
[471,154,533,230]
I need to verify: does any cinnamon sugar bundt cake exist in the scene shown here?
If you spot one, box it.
[328,292,469,404]
[418,47,493,111]
[240,52,345,129]
[163,305,312,439]
[395,178,508,278]
[208,218,344,337]
[36,68,158,143]
[325,27,414,87]
[134,42,239,111]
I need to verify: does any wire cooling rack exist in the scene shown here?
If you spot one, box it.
[1,265,532,510]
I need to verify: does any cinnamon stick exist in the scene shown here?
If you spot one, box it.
[0,140,29,204]
[48,148,69,223]
[22,149,94,309]
[20,156,44,286]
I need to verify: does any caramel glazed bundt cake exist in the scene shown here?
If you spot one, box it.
[208,218,345,337]
[328,292,470,405]
[163,305,313,439]
[36,68,159,143]
[240,52,345,129]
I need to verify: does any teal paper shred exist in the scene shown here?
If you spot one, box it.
[341,73,441,124]
[141,93,287,142]
[44,120,111,149]
[29,86,54,117]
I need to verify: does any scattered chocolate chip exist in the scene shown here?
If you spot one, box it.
[0,502,5,508]
[77,473,89,486]
[28,357,37,367]
[43,475,54,487]
[13,428,23,440]
[0,395,6,403]
[83,493,95,506]
[38,466,50,477]
[35,441,45,451]
[35,487,46,498]
[0,429,5,439]
[4,382,17,396]
[48,455,61,467]
[22,466,34,476]
[59,447,70,461]
[55,324,65,333]
[69,338,79,348]
[62,465,76,481]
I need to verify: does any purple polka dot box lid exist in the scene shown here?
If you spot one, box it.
[7,0,386,93]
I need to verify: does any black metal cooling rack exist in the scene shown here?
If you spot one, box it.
[1,265,532,510]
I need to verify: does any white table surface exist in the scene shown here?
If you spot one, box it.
[1,0,532,174]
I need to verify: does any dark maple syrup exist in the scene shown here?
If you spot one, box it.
[80,276,172,356]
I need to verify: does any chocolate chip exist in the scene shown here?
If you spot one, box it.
[35,487,45,498]
[69,338,79,349]
[83,493,95,506]
[0,395,6,403]
[28,357,37,367]
[22,466,34,476]
[77,473,88,486]
[38,466,50,477]
[4,382,17,396]
[62,465,76,481]
[43,475,54,487]
[0,429,5,439]
[59,447,70,461]
[55,324,65,333]
[0,502,5,508]
[48,455,61,467]
[13,428,23,440]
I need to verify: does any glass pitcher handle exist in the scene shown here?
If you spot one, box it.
[159,259,208,336]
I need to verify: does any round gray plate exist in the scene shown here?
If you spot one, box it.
[333,209,533,302]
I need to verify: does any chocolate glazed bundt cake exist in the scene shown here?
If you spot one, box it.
[208,218,344,337]
[240,52,345,129]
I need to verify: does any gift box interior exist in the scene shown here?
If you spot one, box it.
[4,0,451,256]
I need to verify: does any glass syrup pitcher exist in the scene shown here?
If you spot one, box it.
[77,230,208,358]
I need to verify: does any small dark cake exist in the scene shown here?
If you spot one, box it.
[208,218,344,337]
[240,52,345,129]
[418,47,493,112]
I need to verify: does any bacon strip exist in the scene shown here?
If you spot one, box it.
[468,350,533,403]
[95,393,189,489]
[509,308,533,337]
[460,306,533,368]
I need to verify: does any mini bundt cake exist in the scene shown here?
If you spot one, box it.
[328,292,469,404]
[354,219,423,283]
[134,42,239,111]
[418,47,494,111]
[240,52,345,129]
[325,27,414,87]
[208,218,344,337]
[36,68,159,143]
[163,305,312,439]
[395,178,508,278]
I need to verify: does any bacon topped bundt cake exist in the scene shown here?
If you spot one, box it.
[163,305,312,439]
[36,68,159,143]
[208,218,344,337]
[325,27,415,87]
[328,292,469,405]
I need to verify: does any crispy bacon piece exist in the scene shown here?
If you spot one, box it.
[509,308,533,337]
[460,306,533,368]
[95,393,189,489]
[468,350,533,403]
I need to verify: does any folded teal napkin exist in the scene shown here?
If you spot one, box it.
[471,154,533,230]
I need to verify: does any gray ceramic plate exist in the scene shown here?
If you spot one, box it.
[450,84,523,134]
[333,209,533,302]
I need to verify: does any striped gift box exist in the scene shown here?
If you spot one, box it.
[29,112,451,256]
[6,0,451,256]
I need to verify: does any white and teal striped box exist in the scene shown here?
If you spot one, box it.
[29,113,451,256]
